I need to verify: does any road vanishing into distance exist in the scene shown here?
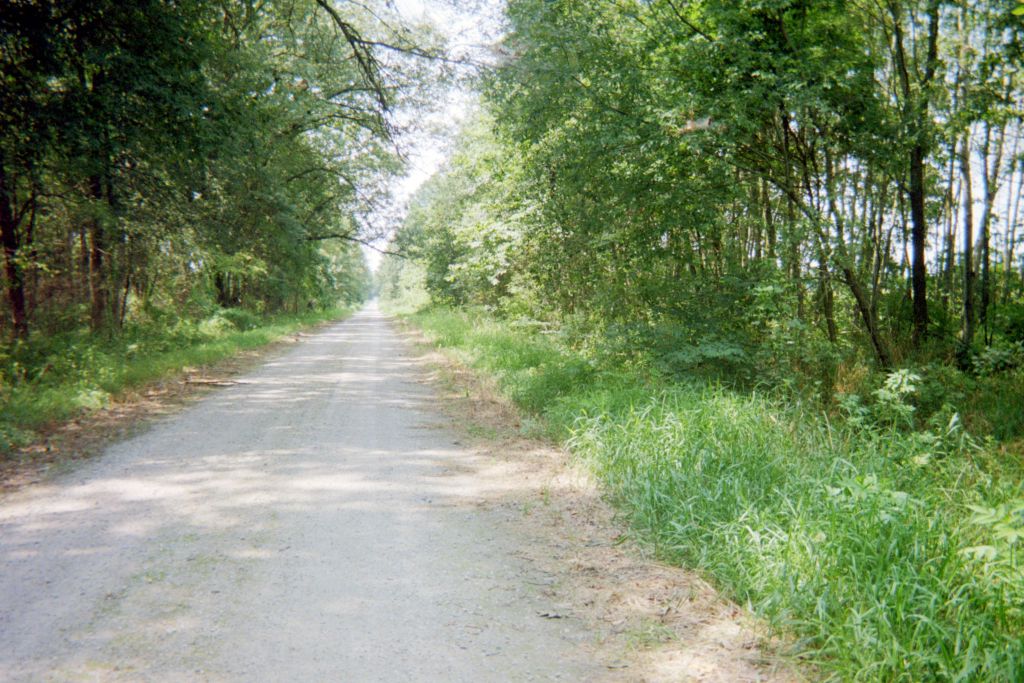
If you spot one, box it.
[0,304,610,682]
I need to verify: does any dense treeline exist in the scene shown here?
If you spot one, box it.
[384,0,1024,399]
[1,0,435,341]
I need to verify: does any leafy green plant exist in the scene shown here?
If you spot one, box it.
[405,306,1024,682]
[962,499,1024,624]
[964,500,1024,562]
[974,341,1024,377]
[218,308,262,332]
[872,369,921,430]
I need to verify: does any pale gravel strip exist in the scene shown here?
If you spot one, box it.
[0,303,611,682]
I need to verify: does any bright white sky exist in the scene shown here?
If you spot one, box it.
[361,0,504,271]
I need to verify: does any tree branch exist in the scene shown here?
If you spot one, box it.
[306,231,405,257]
[314,0,390,114]
[664,0,715,42]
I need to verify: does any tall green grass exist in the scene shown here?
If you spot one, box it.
[0,307,352,452]
[406,306,1024,682]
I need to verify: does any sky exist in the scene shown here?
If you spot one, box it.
[361,0,504,272]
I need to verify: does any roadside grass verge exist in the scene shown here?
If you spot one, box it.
[0,307,353,452]
[403,305,1024,682]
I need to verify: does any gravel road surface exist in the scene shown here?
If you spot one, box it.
[0,304,609,681]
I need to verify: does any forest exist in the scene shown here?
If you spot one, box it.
[4,0,1024,680]
[377,0,1024,680]
[384,0,1024,384]
[1,0,441,445]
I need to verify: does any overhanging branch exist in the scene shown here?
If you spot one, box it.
[314,0,390,114]
[307,231,405,257]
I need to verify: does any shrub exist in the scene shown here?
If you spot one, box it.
[219,308,262,332]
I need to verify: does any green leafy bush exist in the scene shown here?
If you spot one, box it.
[219,308,262,332]
[994,302,1024,343]
[974,341,1024,377]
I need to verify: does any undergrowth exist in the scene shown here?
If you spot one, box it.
[0,307,352,452]
[403,305,1024,682]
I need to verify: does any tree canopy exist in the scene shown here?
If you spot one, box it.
[384,0,1024,386]
[1,0,442,338]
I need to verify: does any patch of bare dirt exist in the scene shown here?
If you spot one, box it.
[398,323,810,683]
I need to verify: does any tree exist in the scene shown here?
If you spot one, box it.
[0,0,439,338]
[386,0,1024,378]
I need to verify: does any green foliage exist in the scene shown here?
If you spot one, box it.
[568,392,1022,681]
[1,0,435,342]
[871,369,923,430]
[0,307,352,452]
[973,341,1024,376]
[387,115,525,310]
[377,13,1024,678]
[0,0,426,457]
[407,306,1024,682]
[376,259,431,315]
[994,302,1024,343]
[374,0,1024,678]
[383,0,1024,382]
[217,308,262,332]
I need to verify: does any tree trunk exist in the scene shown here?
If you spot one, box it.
[977,120,1006,344]
[780,111,804,318]
[119,270,131,328]
[762,178,776,262]
[822,149,890,366]
[1006,157,1023,301]
[88,173,108,331]
[820,263,838,344]
[79,229,90,303]
[960,133,976,356]
[889,0,938,347]
[25,196,37,321]
[909,144,929,345]
[0,158,28,338]
[215,272,232,307]
[941,140,958,312]
[841,259,892,367]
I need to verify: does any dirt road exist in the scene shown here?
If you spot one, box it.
[0,305,613,681]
